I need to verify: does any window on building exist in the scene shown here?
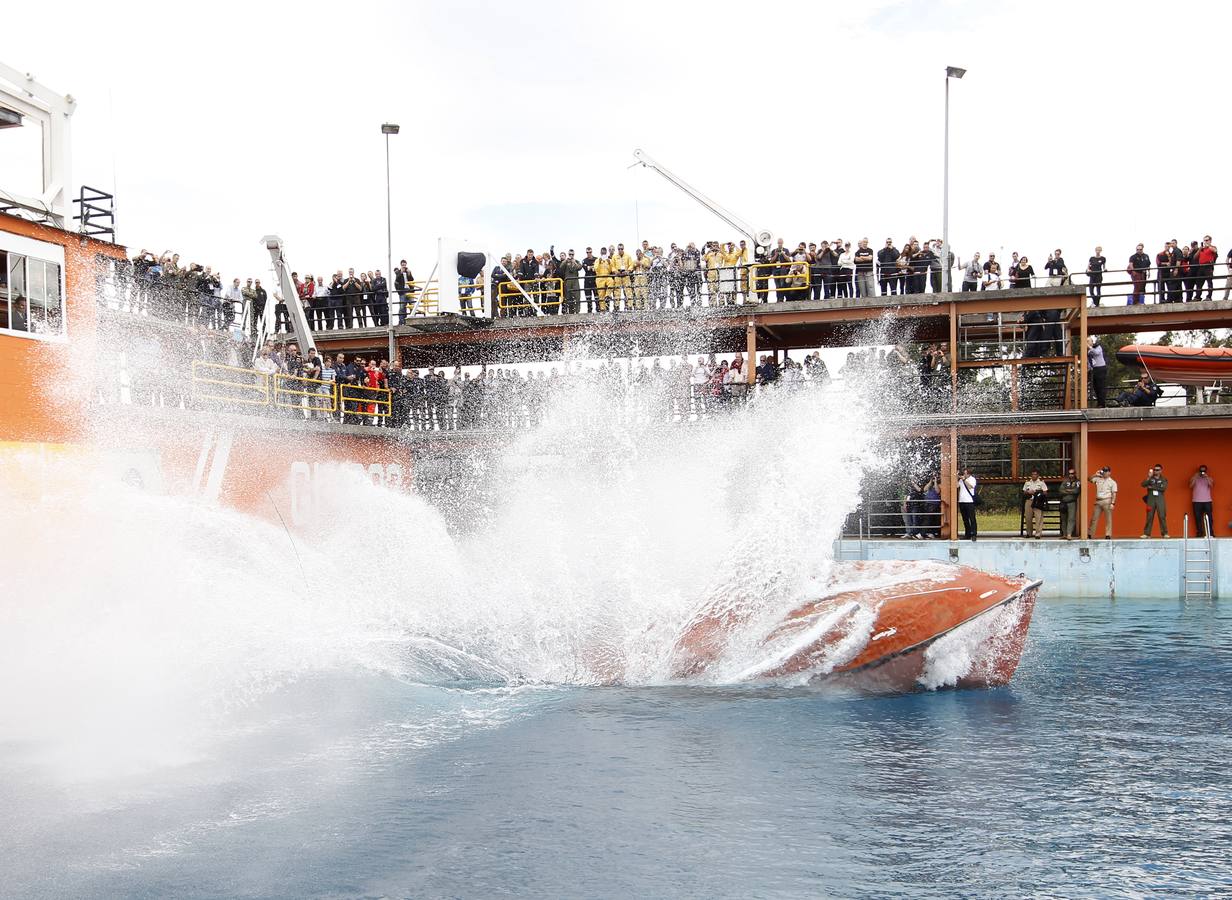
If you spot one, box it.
[2,251,64,336]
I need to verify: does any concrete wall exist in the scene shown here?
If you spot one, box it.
[843,538,1228,600]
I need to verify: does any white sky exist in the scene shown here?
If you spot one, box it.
[3,0,1231,285]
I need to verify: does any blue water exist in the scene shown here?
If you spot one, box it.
[2,598,1230,899]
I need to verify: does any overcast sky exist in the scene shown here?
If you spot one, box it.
[4,0,1230,285]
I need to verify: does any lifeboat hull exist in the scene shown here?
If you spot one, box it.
[1115,344,1232,385]
[670,562,1041,693]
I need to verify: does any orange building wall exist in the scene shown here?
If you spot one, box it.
[0,213,125,443]
[1087,427,1232,538]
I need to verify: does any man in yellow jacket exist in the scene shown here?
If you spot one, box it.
[611,243,634,310]
[594,248,612,312]
[703,242,723,306]
[633,249,651,310]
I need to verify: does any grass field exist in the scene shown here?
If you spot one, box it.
[976,509,1027,531]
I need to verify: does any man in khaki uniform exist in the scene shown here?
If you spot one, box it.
[1023,471,1049,539]
[1089,466,1118,539]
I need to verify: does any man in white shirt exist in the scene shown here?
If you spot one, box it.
[957,468,978,540]
[1088,466,1118,539]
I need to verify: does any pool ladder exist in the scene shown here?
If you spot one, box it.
[1182,514,1215,601]
[834,515,868,562]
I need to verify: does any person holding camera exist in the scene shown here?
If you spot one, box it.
[1190,465,1215,537]
[1023,471,1049,539]
[1141,464,1169,538]
[1089,466,1118,539]
[957,467,978,541]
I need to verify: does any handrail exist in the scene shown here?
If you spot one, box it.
[497,277,563,312]
[191,360,269,406]
[273,372,338,413]
[339,383,392,418]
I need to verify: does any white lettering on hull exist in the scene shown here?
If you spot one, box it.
[288,461,408,525]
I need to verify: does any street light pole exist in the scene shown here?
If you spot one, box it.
[942,66,965,294]
[382,122,400,363]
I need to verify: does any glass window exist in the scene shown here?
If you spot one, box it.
[28,261,47,332]
[28,257,45,302]
[7,254,27,332]
[0,254,63,336]
[0,250,8,330]
[45,261,63,334]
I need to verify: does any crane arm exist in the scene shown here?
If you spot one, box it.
[631,149,772,250]
[260,235,317,359]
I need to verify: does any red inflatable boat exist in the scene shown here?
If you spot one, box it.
[670,561,1040,693]
[1115,344,1232,385]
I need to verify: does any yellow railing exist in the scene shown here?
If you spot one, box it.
[274,372,338,413]
[414,286,440,316]
[191,362,391,419]
[191,361,269,406]
[497,277,563,312]
[746,261,812,301]
[339,383,392,418]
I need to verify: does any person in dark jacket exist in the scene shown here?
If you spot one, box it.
[1141,464,1168,537]
[341,268,362,328]
[386,359,408,427]
[877,239,900,295]
[1127,244,1151,305]
[1059,468,1081,539]
[371,271,389,327]
[581,248,598,312]
[516,250,540,317]
[557,249,583,315]
[1117,373,1163,407]
[393,259,416,324]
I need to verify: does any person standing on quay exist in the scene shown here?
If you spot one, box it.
[1141,464,1169,538]
[1059,469,1082,540]
[1089,466,1118,539]
[957,468,978,541]
[1023,471,1049,539]
[1190,465,1215,537]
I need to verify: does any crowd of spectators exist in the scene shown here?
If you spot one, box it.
[227,346,885,431]
[113,234,1231,337]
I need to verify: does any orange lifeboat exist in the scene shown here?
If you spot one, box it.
[670,562,1040,693]
[1115,344,1232,385]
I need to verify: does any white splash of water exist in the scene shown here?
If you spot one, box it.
[0,356,912,779]
[917,594,1033,690]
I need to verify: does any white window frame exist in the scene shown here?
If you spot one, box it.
[0,232,68,343]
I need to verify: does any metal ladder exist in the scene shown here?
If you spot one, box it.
[833,516,868,562]
[1182,514,1214,601]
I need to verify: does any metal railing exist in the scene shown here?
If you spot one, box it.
[191,362,390,419]
[96,252,1232,333]
[191,361,270,406]
[497,278,563,313]
[274,372,337,414]
[340,383,393,419]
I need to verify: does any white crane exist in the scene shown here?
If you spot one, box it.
[631,149,774,252]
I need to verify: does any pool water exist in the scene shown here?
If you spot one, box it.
[2,598,1230,898]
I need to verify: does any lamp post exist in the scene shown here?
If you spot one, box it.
[942,66,965,294]
[382,122,400,363]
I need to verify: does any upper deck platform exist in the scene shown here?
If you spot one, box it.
[307,286,1232,366]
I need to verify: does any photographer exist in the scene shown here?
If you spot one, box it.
[1088,466,1118,539]
[1140,464,1168,538]
[1190,465,1215,537]
[1023,470,1049,539]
